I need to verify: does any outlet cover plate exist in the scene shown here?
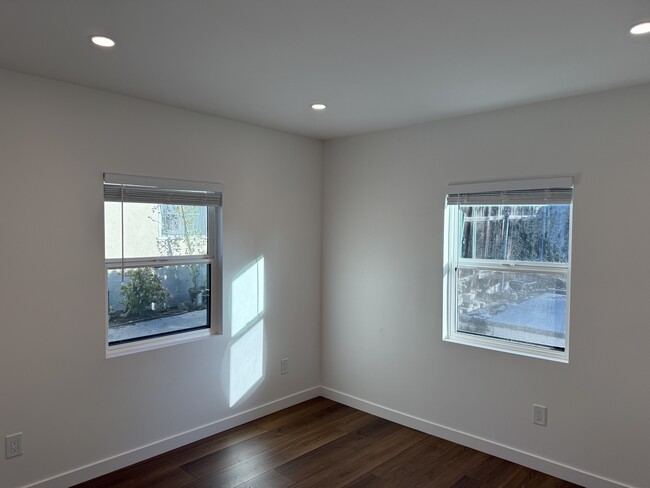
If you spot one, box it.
[6,433,23,459]
[533,404,547,426]
[281,358,289,375]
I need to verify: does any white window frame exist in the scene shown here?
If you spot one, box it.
[442,177,573,362]
[103,173,223,357]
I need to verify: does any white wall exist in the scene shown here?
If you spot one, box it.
[3,67,649,488]
[322,83,650,488]
[0,69,322,488]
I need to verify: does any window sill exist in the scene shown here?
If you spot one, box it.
[106,328,213,358]
[443,332,568,363]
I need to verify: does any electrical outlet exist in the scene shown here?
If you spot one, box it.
[5,433,22,459]
[281,358,289,375]
[533,404,547,426]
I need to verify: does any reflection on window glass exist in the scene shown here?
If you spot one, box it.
[460,205,570,263]
[456,268,566,349]
[104,202,207,259]
[159,205,207,236]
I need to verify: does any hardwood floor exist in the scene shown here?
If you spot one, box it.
[74,397,582,488]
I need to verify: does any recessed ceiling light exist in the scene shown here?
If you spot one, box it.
[310,103,327,111]
[90,35,116,47]
[630,21,650,35]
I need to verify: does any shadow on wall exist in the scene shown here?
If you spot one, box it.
[229,256,265,407]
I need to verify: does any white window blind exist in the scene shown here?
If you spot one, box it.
[447,177,573,206]
[104,173,223,207]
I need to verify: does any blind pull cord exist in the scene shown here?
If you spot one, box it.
[121,184,125,283]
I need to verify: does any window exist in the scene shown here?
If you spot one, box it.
[443,177,573,361]
[104,173,223,354]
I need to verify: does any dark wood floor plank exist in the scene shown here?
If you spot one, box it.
[326,409,377,433]
[556,482,582,488]
[74,465,195,488]
[259,403,361,435]
[413,449,490,488]
[182,404,364,479]
[370,435,463,482]
[500,467,581,488]
[254,397,337,430]
[74,422,267,488]
[287,424,428,488]
[450,476,491,488]
[342,473,397,488]
[182,406,372,487]
[232,469,296,488]
[183,426,347,488]
[377,441,491,488]
[467,456,530,487]
[275,418,395,480]
[503,468,548,488]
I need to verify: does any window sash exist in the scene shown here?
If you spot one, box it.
[453,265,568,350]
[105,255,213,270]
[456,260,569,272]
[107,263,212,347]
[104,205,217,263]
[109,324,210,347]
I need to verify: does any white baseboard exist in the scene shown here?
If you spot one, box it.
[24,387,321,488]
[320,387,634,488]
[23,386,635,488]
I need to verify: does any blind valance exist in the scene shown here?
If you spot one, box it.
[447,177,572,206]
[104,173,223,207]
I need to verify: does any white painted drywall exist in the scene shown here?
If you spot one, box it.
[3,66,649,488]
[0,69,322,488]
[321,83,650,488]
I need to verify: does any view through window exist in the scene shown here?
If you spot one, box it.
[444,179,573,360]
[104,174,222,348]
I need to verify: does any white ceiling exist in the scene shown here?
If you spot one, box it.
[1,0,650,139]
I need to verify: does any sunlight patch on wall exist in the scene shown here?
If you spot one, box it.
[229,320,264,407]
[232,257,265,336]
[229,256,265,407]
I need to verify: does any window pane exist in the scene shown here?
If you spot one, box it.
[456,268,566,349]
[104,202,208,259]
[460,204,570,263]
[104,202,123,260]
[107,264,210,345]
[159,204,207,237]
